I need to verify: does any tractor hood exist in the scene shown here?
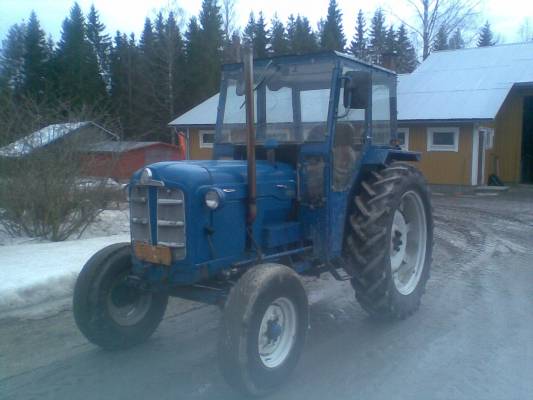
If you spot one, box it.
[131,160,296,198]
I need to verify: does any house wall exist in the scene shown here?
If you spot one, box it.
[188,128,214,160]
[490,87,533,183]
[398,123,474,185]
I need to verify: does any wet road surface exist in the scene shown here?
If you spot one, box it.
[1,192,533,399]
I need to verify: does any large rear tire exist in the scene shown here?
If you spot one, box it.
[73,243,168,350]
[344,162,433,319]
[218,263,308,396]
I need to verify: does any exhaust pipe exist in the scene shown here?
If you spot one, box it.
[243,47,257,225]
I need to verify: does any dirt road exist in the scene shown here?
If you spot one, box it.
[1,192,532,399]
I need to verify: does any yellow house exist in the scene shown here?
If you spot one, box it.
[169,43,533,186]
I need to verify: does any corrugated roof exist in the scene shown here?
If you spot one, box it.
[398,42,533,121]
[0,122,90,157]
[169,42,533,126]
[85,141,171,153]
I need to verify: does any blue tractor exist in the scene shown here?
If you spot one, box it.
[73,50,433,396]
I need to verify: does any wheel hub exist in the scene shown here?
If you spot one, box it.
[258,297,297,369]
[107,273,152,326]
[390,191,428,296]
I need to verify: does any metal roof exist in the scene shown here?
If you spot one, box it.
[398,42,533,121]
[0,122,90,157]
[85,141,172,153]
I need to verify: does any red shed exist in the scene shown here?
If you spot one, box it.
[82,141,183,181]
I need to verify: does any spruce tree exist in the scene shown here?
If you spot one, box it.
[448,29,465,50]
[243,12,256,48]
[432,25,449,51]
[87,4,111,87]
[478,21,495,47]
[289,15,318,55]
[197,0,223,98]
[368,8,387,66]
[396,24,417,73]
[54,2,107,108]
[350,10,367,60]
[320,0,346,51]
[23,11,50,101]
[0,23,27,94]
[270,15,289,56]
[254,12,269,58]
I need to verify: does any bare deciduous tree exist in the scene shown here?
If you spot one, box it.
[222,0,238,41]
[393,0,480,59]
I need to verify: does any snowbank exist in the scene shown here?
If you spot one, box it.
[0,234,129,319]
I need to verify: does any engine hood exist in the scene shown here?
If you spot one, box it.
[131,160,296,197]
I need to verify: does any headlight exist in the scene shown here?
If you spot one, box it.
[205,189,222,210]
[140,168,152,184]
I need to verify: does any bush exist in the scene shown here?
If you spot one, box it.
[0,98,122,241]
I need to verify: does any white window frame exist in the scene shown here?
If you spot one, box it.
[396,128,410,151]
[199,130,215,149]
[427,127,459,152]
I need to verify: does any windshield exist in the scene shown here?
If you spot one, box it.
[218,58,335,144]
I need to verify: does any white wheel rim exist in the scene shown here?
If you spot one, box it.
[390,191,428,295]
[107,274,152,326]
[258,297,297,369]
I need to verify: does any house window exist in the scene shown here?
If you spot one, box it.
[199,130,215,148]
[396,128,409,150]
[427,127,459,152]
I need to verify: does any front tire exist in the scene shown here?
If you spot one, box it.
[73,243,168,350]
[218,263,308,396]
[344,162,433,319]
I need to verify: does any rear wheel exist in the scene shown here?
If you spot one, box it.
[218,263,308,396]
[73,243,168,350]
[344,163,433,319]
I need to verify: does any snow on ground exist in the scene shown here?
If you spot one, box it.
[0,208,131,319]
[0,234,130,319]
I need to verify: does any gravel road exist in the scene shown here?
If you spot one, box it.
[1,191,532,400]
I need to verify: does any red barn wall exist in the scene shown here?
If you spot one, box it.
[82,144,182,181]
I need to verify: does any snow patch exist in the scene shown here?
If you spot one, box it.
[0,234,129,319]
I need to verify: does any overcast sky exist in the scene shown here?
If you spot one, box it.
[1,0,531,47]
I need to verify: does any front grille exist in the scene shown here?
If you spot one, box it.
[157,187,186,260]
[130,185,186,260]
[130,186,150,243]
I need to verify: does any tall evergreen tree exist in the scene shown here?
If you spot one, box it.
[0,23,27,94]
[432,25,449,51]
[243,11,268,58]
[478,21,495,47]
[197,0,223,99]
[269,15,289,56]
[22,11,50,101]
[385,25,396,54]
[448,29,465,49]
[396,24,417,73]
[289,15,318,54]
[87,4,111,87]
[54,2,107,108]
[243,12,256,48]
[320,0,346,51]
[254,12,269,58]
[368,8,387,66]
[349,10,367,60]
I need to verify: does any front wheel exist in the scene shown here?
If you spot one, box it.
[344,162,433,319]
[73,243,168,350]
[218,263,308,396]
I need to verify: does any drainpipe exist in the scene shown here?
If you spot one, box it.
[243,47,257,225]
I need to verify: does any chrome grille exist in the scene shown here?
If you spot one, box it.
[157,187,186,260]
[130,186,150,243]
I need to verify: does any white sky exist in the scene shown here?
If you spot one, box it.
[1,0,531,47]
